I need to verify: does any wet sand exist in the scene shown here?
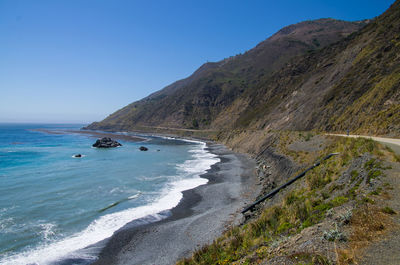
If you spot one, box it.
[92,143,259,265]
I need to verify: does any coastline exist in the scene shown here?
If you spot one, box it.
[31,128,147,142]
[91,142,259,265]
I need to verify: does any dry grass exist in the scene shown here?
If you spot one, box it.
[177,134,396,265]
[350,205,387,244]
[277,131,320,164]
[337,204,394,264]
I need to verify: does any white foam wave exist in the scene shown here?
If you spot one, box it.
[0,217,14,231]
[159,136,176,140]
[157,136,205,145]
[1,139,219,265]
[0,207,16,231]
[177,142,218,176]
[71,154,86,158]
[38,223,57,241]
[109,187,125,194]
[128,192,141,200]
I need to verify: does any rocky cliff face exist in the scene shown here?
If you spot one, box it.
[86,1,399,138]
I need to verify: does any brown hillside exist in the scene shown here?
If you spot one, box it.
[85,19,366,132]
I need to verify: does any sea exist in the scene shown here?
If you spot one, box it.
[0,123,220,265]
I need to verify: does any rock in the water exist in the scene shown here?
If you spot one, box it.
[73,154,82,158]
[92,137,122,148]
[139,146,148,151]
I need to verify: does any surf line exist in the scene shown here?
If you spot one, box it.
[98,193,141,213]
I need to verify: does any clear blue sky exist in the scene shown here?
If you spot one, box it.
[0,0,395,123]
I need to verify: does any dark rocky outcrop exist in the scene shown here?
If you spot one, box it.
[92,137,122,148]
[139,146,148,151]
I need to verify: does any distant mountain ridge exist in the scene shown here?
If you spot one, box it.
[85,1,400,137]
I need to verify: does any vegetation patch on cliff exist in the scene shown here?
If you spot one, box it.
[177,135,399,265]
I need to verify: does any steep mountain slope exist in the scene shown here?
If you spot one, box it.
[85,19,365,131]
[217,0,400,137]
[86,1,399,138]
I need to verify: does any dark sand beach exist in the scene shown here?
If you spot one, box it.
[92,143,259,265]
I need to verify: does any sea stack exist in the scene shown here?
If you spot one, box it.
[92,137,122,148]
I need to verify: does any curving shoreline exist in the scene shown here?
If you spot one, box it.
[91,142,259,265]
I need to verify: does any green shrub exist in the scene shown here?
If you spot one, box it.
[277,222,294,234]
[305,132,313,141]
[367,169,383,183]
[331,196,349,207]
[350,170,359,182]
[382,206,396,215]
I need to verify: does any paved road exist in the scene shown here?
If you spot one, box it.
[327,134,400,154]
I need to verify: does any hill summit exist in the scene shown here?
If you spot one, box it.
[85,1,399,138]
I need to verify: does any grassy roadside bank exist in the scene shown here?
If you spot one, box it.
[177,132,399,265]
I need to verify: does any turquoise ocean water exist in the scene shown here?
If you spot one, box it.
[0,124,219,265]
